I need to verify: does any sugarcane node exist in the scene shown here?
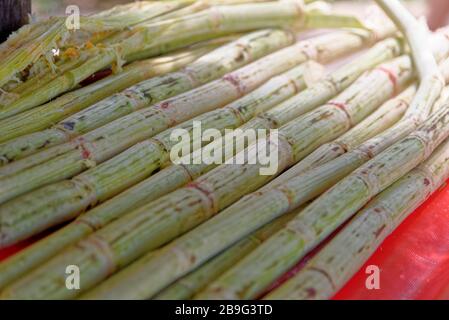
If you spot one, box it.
[327,101,354,127]
[186,181,218,216]
[375,66,399,95]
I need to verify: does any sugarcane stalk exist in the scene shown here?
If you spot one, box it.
[0,0,321,119]
[105,210,297,300]
[0,34,401,288]
[0,51,415,299]
[0,29,290,156]
[265,132,449,300]
[0,33,402,251]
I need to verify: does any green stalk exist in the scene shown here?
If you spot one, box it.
[266,133,449,300]
[120,210,297,300]
[0,0,313,119]
[0,53,413,299]
[0,34,401,288]
[0,29,290,156]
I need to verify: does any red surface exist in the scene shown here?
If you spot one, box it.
[3,181,449,299]
[335,180,449,300]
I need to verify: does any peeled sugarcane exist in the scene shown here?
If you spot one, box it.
[195,12,449,299]
[0,51,414,300]
[0,34,402,254]
[152,210,297,300]
[0,30,292,156]
[266,128,449,300]
[0,62,313,289]
[0,28,381,209]
[0,32,394,289]
[0,0,361,119]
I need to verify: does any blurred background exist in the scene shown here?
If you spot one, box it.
[32,0,425,16]
[35,0,449,30]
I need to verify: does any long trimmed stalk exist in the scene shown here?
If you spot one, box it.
[102,210,297,300]
[0,53,414,299]
[0,31,390,288]
[0,0,338,119]
[0,29,292,155]
[266,134,449,300]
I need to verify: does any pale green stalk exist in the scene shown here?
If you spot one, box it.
[0,33,400,288]
[266,134,449,300]
[0,53,413,299]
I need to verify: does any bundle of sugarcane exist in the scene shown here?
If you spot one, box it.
[0,29,399,250]
[2,0,449,301]
[0,30,400,288]
[0,31,403,252]
[0,41,418,298]
[0,0,367,120]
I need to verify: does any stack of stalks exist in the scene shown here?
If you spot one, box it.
[0,0,448,300]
